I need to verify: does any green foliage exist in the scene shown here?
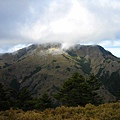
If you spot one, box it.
[0,84,53,111]
[17,88,33,110]
[35,93,53,110]
[79,58,92,74]
[66,67,71,71]
[0,83,6,101]
[23,66,42,82]
[66,50,77,57]
[3,63,11,68]
[0,101,10,111]
[100,71,120,96]
[55,65,60,68]
[18,88,32,102]
[10,79,20,90]
[55,72,102,106]
[52,60,57,62]
[0,83,11,110]
[117,88,120,100]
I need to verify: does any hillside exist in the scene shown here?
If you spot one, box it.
[0,43,120,102]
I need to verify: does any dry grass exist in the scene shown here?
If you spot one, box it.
[0,102,120,120]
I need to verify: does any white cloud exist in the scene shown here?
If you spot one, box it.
[98,39,120,57]
[0,0,120,57]
[105,47,120,57]
[7,44,31,53]
[19,0,120,45]
[98,39,120,47]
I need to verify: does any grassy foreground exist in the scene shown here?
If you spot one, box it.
[0,102,120,120]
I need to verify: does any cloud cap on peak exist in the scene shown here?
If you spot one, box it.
[0,0,120,57]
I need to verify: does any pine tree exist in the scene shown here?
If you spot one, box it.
[117,88,120,101]
[0,83,6,101]
[36,93,53,110]
[86,73,102,105]
[17,87,32,110]
[0,83,10,110]
[55,72,102,107]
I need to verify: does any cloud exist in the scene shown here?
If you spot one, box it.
[105,47,120,57]
[98,39,120,57]
[0,0,120,56]
[19,0,120,44]
[7,44,31,53]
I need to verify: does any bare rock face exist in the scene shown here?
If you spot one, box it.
[0,43,119,102]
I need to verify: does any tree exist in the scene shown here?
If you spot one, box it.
[36,93,53,110]
[0,83,6,101]
[86,74,102,105]
[117,88,120,101]
[55,72,102,107]
[17,87,33,110]
[0,83,10,110]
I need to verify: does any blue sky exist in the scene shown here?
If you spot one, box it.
[0,0,120,57]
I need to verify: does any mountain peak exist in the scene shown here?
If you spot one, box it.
[0,42,119,102]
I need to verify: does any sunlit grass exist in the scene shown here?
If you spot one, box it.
[0,102,120,120]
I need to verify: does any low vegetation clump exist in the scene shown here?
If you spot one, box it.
[0,102,120,120]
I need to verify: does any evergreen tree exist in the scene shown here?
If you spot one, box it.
[0,83,6,101]
[55,72,102,107]
[117,88,120,100]
[17,87,33,110]
[0,83,10,110]
[86,74,102,105]
[36,93,53,110]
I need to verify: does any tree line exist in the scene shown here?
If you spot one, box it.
[0,72,119,111]
[0,84,53,111]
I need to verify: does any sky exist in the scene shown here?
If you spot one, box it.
[0,0,120,57]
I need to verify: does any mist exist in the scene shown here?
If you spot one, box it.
[0,0,120,56]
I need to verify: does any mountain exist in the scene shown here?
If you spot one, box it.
[0,43,119,102]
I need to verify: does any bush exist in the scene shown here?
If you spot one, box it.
[0,102,120,120]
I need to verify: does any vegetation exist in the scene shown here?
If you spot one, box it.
[0,44,119,103]
[0,72,107,111]
[55,72,102,106]
[0,83,53,111]
[117,88,120,100]
[35,93,53,111]
[0,102,120,120]
[0,72,120,119]
[0,44,120,119]
[79,58,92,74]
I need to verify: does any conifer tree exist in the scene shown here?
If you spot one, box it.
[55,72,102,106]
[36,93,53,110]
[17,87,32,110]
[0,83,10,110]
[117,88,120,100]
